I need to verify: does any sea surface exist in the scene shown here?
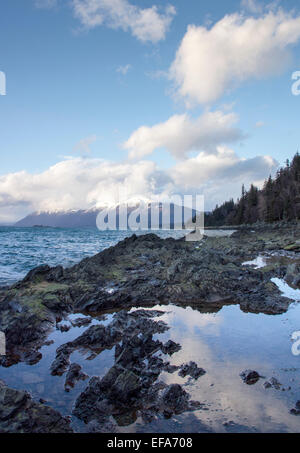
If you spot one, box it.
[1,227,300,433]
[0,227,187,286]
[0,226,235,286]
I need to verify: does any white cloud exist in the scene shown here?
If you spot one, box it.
[240,0,263,14]
[34,0,58,9]
[0,150,278,222]
[73,135,97,155]
[117,64,131,75]
[124,111,245,160]
[72,0,176,43]
[171,147,277,208]
[172,147,276,186]
[0,158,172,222]
[170,9,300,105]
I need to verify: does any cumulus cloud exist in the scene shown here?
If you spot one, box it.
[0,158,172,222]
[171,147,277,208]
[0,149,278,222]
[72,0,176,43]
[124,111,245,160]
[172,147,276,186]
[170,9,300,105]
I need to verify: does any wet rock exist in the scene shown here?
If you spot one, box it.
[263,377,281,390]
[0,304,54,351]
[86,417,117,433]
[290,401,300,415]
[21,265,64,284]
[2,227,300,369]
[284,243,300,252]
[179,361,206,380]
[240,370,261,385]
[161,340,181,355]
[139,409,157,424]
[73,376,104,423]
[110,369,141,402]
[72,324,119,348]
[57,322,71,332]
[50,344,72,376]
[161,384,190,414]
[99,366,122,392]
[42,293,71,312]
[24,350,42,366]
[0,382,72,433]
[73,309,201,426]
[8,301,22,313]
[3,227,300,430]
[64,363,88,392]
[22,265,51,283]
[71,317,92,328]
[46,266,64,282]
[163,363,180,374]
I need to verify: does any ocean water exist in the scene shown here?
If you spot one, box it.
[0,227,186,286]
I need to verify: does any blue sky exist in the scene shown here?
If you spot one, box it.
[0,0,300,222]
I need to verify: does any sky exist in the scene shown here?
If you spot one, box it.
[0,0,300,223]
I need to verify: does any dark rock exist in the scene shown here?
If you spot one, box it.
[284,243,300,252]
[50,344,73,376]
[71,317,92,328]
[86,417,117,433]
[240,370,261,385]
[263,377,281,390]
[73,376,104,423]
[99,366,122,392]
[57,322,71,332]
[179,361,206,380]
[161,384,190,414]
[161,340,181,355]
[42,294,71,312]
[72,324,120,348]
[73,309,200,426]
[24,350,42,366]
[139,409,157,424]
[290,401,300,415]
[110,369,141,402]
[22,265,51,283]
[0,382,73,433]
[2,227,299,367]
[46,266,64,282]
[64,363,88,392]
[8,301,22,313]
[2,227,300,431]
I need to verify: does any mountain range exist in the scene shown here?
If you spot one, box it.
[14,203,198,229]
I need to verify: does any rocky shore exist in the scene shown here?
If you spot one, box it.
[1,224,300,432]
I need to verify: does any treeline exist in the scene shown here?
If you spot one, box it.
[205,152,300,226]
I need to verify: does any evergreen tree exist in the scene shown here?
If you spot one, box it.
[205,152,300,226]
